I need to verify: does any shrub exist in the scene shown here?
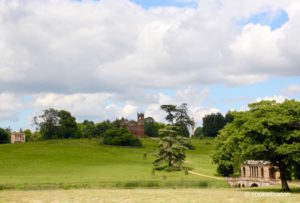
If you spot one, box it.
[103,128,142,147]
[0,128,9,144]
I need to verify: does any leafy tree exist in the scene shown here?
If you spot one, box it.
[0,128,10,144]
[57,110,78,138]
[225,111,234,123]
[24,129,32,141]
[175,103,191,126]
[160,104,177,124]
[144,117,158,137]
[34,108,59,139]
[194,127,203,138]
[103,127,142,147]
[95,120,113,136]
[202,112,226,137]
[79,120,96,138]
[153,126,190,171]
[212,100,300,191]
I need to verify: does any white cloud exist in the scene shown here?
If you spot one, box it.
[0,93,22,120]
[283,84,300,95]
[0,0,299,94]
[0,0,299,128]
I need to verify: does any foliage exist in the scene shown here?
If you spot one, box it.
[144,117,158,137]
[24,129,32,141]
[160,105,177,124]
[160,103,192,137]
[78,120,97,138]
[57,110,79,139]
[34,108,79,139]
[0,128,10,144]
[153,126,191,171]
[34,108,59,139]
[194,127,203,138]
[202,112,226,137]
[103,127,142,147]
[212,100,300,191]
[95,120,113,136]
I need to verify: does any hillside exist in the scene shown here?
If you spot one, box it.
[0,138,227,189]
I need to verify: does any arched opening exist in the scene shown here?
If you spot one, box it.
[238,183,241,188]
[242,184,245,187]
[243,167,246,177]
[250,183,258,187]
[261,167,264,178]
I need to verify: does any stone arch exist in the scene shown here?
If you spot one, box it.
[250,183,258,187]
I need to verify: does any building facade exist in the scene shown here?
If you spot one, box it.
[11,132,26,144]
[227,160,280,187]
[120,113,144,137]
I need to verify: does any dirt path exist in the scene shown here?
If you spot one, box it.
[188,170,224,180]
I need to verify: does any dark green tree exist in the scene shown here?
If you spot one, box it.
[95,120,113,136]
[212,100,300,191]
[57,110,78,138]
[24,129,32,141]
[0,128,10,144]
[144,117,158,137]
[160,104,177,124]
[202,112,226,137]
[194,127,203,138]
[34,108,59,139]
[153,126,190,171]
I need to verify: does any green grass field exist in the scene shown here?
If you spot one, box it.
[0,138,227,189]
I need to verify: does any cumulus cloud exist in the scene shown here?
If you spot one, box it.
[0,0,299,94]
[1,0,299,128]
[282,84,300,95]
[0,93,22,120]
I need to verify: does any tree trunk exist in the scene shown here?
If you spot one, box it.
[280,178,290,192]
[279,164,290,192]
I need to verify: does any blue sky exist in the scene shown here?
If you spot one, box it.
[0,0,299,131]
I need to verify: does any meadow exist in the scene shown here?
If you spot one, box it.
[0,138,226,189]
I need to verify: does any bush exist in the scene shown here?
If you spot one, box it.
[0,128,9,144]
[103,128,142,147]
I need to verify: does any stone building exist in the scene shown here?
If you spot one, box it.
[11,132,26,144]
[227,160,280,187]
[120,113,144,137]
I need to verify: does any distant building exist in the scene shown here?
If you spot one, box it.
[227,160,280,187]
[120,113,144,137]
[11,132,26,144]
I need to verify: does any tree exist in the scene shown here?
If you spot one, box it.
[95,120,113,136]
[34,108,79,139]
[153,126,190,171]
[0,128,9,144]
[24,129,32,141]
[212,100,300,191]
[202,112,226,137]
[194,127,203,138]
[57,110,78,138]
[103,127,142,147]
[34,108,59,139]
[144,117,158,137]
[79,120,96,138]
[160,104,177,124]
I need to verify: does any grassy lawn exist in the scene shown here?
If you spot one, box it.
[0,138,227,189]
[0,188,299,203]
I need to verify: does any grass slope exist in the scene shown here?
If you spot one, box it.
[0,138,226,189]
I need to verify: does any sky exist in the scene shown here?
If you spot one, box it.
[0,0,299,131]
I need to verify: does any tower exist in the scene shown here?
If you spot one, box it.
[137,113,144,126]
